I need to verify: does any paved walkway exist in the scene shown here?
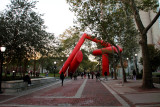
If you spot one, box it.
[0,77,160,107]
[104,78,160,107]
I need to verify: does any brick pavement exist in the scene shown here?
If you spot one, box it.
[103,78,160,107]
[2,77,159,107]
[0,77,125,107]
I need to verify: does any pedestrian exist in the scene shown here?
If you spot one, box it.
[23,74,32,86]
[70,72,73,79]
[46,72,48,77]
[81,72,84,79]
[60,72,65,86]
[91,72,94,79]
[84,71,86,79]
[30,70,33,77]
[111,70,113,79]
[73,72,77,80]
[133,69,136,80]
[104,71,108,81]
[88,72,90,79]
[96,72,100,82]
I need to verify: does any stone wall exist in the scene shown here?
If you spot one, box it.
[1,77,58,93]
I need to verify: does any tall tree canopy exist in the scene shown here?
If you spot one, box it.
[67,0,160,88]
[0,0,55,73]
[67,0,139,82]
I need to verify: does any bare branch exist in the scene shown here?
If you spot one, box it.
[143,8,160,35]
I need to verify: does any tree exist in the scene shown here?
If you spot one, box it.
[0,0,55,76]
[66,0,139,82]
[79,49,97,73]
[124,0,159,88]
[58,27,80,57]
[140,44,160,72]
[67,0,160,88]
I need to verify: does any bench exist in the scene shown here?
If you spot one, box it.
[1,77,58,93]
[127,75,133,79]
[152,77,160,84]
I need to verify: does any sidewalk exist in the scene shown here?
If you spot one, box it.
[102,78,160,107]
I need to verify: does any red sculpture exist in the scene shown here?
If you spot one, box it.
[59,33,122,76]
[68,50,83,75]
[102,54,109,76]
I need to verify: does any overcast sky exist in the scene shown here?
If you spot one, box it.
[0,0,75,36]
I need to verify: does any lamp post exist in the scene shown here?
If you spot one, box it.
[98,57,101,72]
[127,58,129,76]
[134,54,138,74]
[0,46,6,93]
[54,61,57,77]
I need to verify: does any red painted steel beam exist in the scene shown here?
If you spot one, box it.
[92,46,122,55]
[85,35,111,47]
[59,33,87,74]
[68,50,83,74]
[59,33,123,76]
[102,54,109,76]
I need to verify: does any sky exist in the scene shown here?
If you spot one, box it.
[0,0,75,36]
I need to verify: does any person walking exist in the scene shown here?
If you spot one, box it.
[23,74,32,86]
[84,71,86,79]
[96,72,100,82]
[70,72,73,79]
[60,72,65,86]
[88,72,90,79]
[111,70,113,79]
[73,72,77,80]
[81,72,84,79]
[91,72,94,79]
[104,71,108,81]
[133,69,136,80]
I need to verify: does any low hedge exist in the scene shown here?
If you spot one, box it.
[2,76,23,81]
[152,72,160,77]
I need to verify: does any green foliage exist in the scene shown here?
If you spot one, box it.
[58,28,98,72]
[58,27,80,56]
[67,0,139,67]
[136,0,159,12]
[0,0,55,71]
[77,49,97,72]
[152,72,160,77]
[140,44,160,72]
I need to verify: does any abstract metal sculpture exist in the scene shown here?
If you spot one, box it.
[59,33,122,76]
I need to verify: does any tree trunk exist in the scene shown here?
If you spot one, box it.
[129,0,155,89]
[113,66,117,80]
[23,59,28,77]
[33,59,36,77]
[115,45,127,82]
[119,52,127,82]
[41,65,43,74]
[141,34,154,88]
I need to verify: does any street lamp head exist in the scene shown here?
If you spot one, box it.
[0,46,6,52]
[61,59,63,62]
[127,58,129,60]
[135,54,137,56]
[54,61,57,64]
